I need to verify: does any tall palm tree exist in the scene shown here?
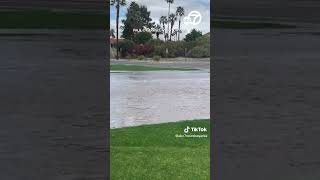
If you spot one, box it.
[154,24,163,39]
[168,13,177,41]
[159,16,168,41]
[111,0,126,59]
[165,0,174,40]
[176,6,184,41]
[174,29,179,41]
[171,29,177,41]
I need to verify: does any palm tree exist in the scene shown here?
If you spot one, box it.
[111,0,126,59]
[171,29,177,41]
[154,24,163,39]
[168,13,177,41]
[165,0,174,40]
[174,29,179,41]
[159,16,168,41]
[176,6,184,41]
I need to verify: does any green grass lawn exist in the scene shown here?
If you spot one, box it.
[110,64,197,71]
[0,10,107,29]
[111,119,210,180]
[213,20,296,29]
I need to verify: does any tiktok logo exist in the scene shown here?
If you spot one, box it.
[184,126,190,133]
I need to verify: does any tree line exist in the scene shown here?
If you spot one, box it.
[110,0,206,59]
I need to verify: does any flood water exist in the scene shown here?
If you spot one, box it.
[110,71,210,128]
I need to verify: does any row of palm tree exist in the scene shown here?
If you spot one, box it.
[110,0,185,58]
[163,0,185,41]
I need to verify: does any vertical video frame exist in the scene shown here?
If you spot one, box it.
[110,0,210,179]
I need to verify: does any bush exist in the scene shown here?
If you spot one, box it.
[189,44,210,58]
[152,41,187,58]
[137,55,145,60]
[147,39,164,46]
[134,32,153,44]
[195,34,210,45]
[165,41,187,58]
[118,39,135,57]
[185,33,210,58]
[128,44,154,56]
[126,54,137,59]
[184,29,202,42]
[153,55,161,61]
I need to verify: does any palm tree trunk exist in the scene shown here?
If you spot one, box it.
[163,24,166,41]
[167,3,170,41]
[178,18,181,41]
[170,24,173,41]
[116,3,120,60]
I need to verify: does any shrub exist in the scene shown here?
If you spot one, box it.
[195,34,210,45]
[165,41,187,58]
[189,44,210,58]
[147,39,164,46]
[126,54,137,59]
[137,55,145,60]
[118,39,135,57]
[153,45,166,57]
[153,55,161,61]
[134,32,153,44]
[184,29,202,42]
[128,44,154,56]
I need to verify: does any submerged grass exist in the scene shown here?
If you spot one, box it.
[111,119,210,180]
[110,64,197,71]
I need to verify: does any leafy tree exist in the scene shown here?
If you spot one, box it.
[122,2,141,40]
[122,2,154,39]
[176,6,184,41]
[140,5,154,31]
[184,29,202,42]
[111,0,126,59]
[168,13,177,41]
[134,32,153,44]
[159,16,168,41]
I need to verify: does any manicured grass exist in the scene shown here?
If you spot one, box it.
[110,64,197,71]
[0,10,108,29]
[213,20,296,29]
[111,119,210,180]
